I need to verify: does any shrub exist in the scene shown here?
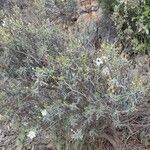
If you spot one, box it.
[42,41,148,149]
[0,1,149,149]
[99,0,150,54]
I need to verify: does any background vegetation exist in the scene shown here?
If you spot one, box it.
[100,0,150,54]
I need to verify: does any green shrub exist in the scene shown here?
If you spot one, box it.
[98,0,117,12]
[99,0,150,54]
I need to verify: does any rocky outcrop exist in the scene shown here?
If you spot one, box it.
[75,0,116,56]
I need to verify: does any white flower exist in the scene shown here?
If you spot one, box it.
[96,58,103,66]
[101,56,108,62]
[41,109,47,116]
[2,19,6,27]
[27,130,36,140]
[101,67,110,77]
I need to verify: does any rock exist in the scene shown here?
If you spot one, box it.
[74,0,117,57]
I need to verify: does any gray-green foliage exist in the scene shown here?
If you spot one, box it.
[0,1,149,149]
[45,0,77,24]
